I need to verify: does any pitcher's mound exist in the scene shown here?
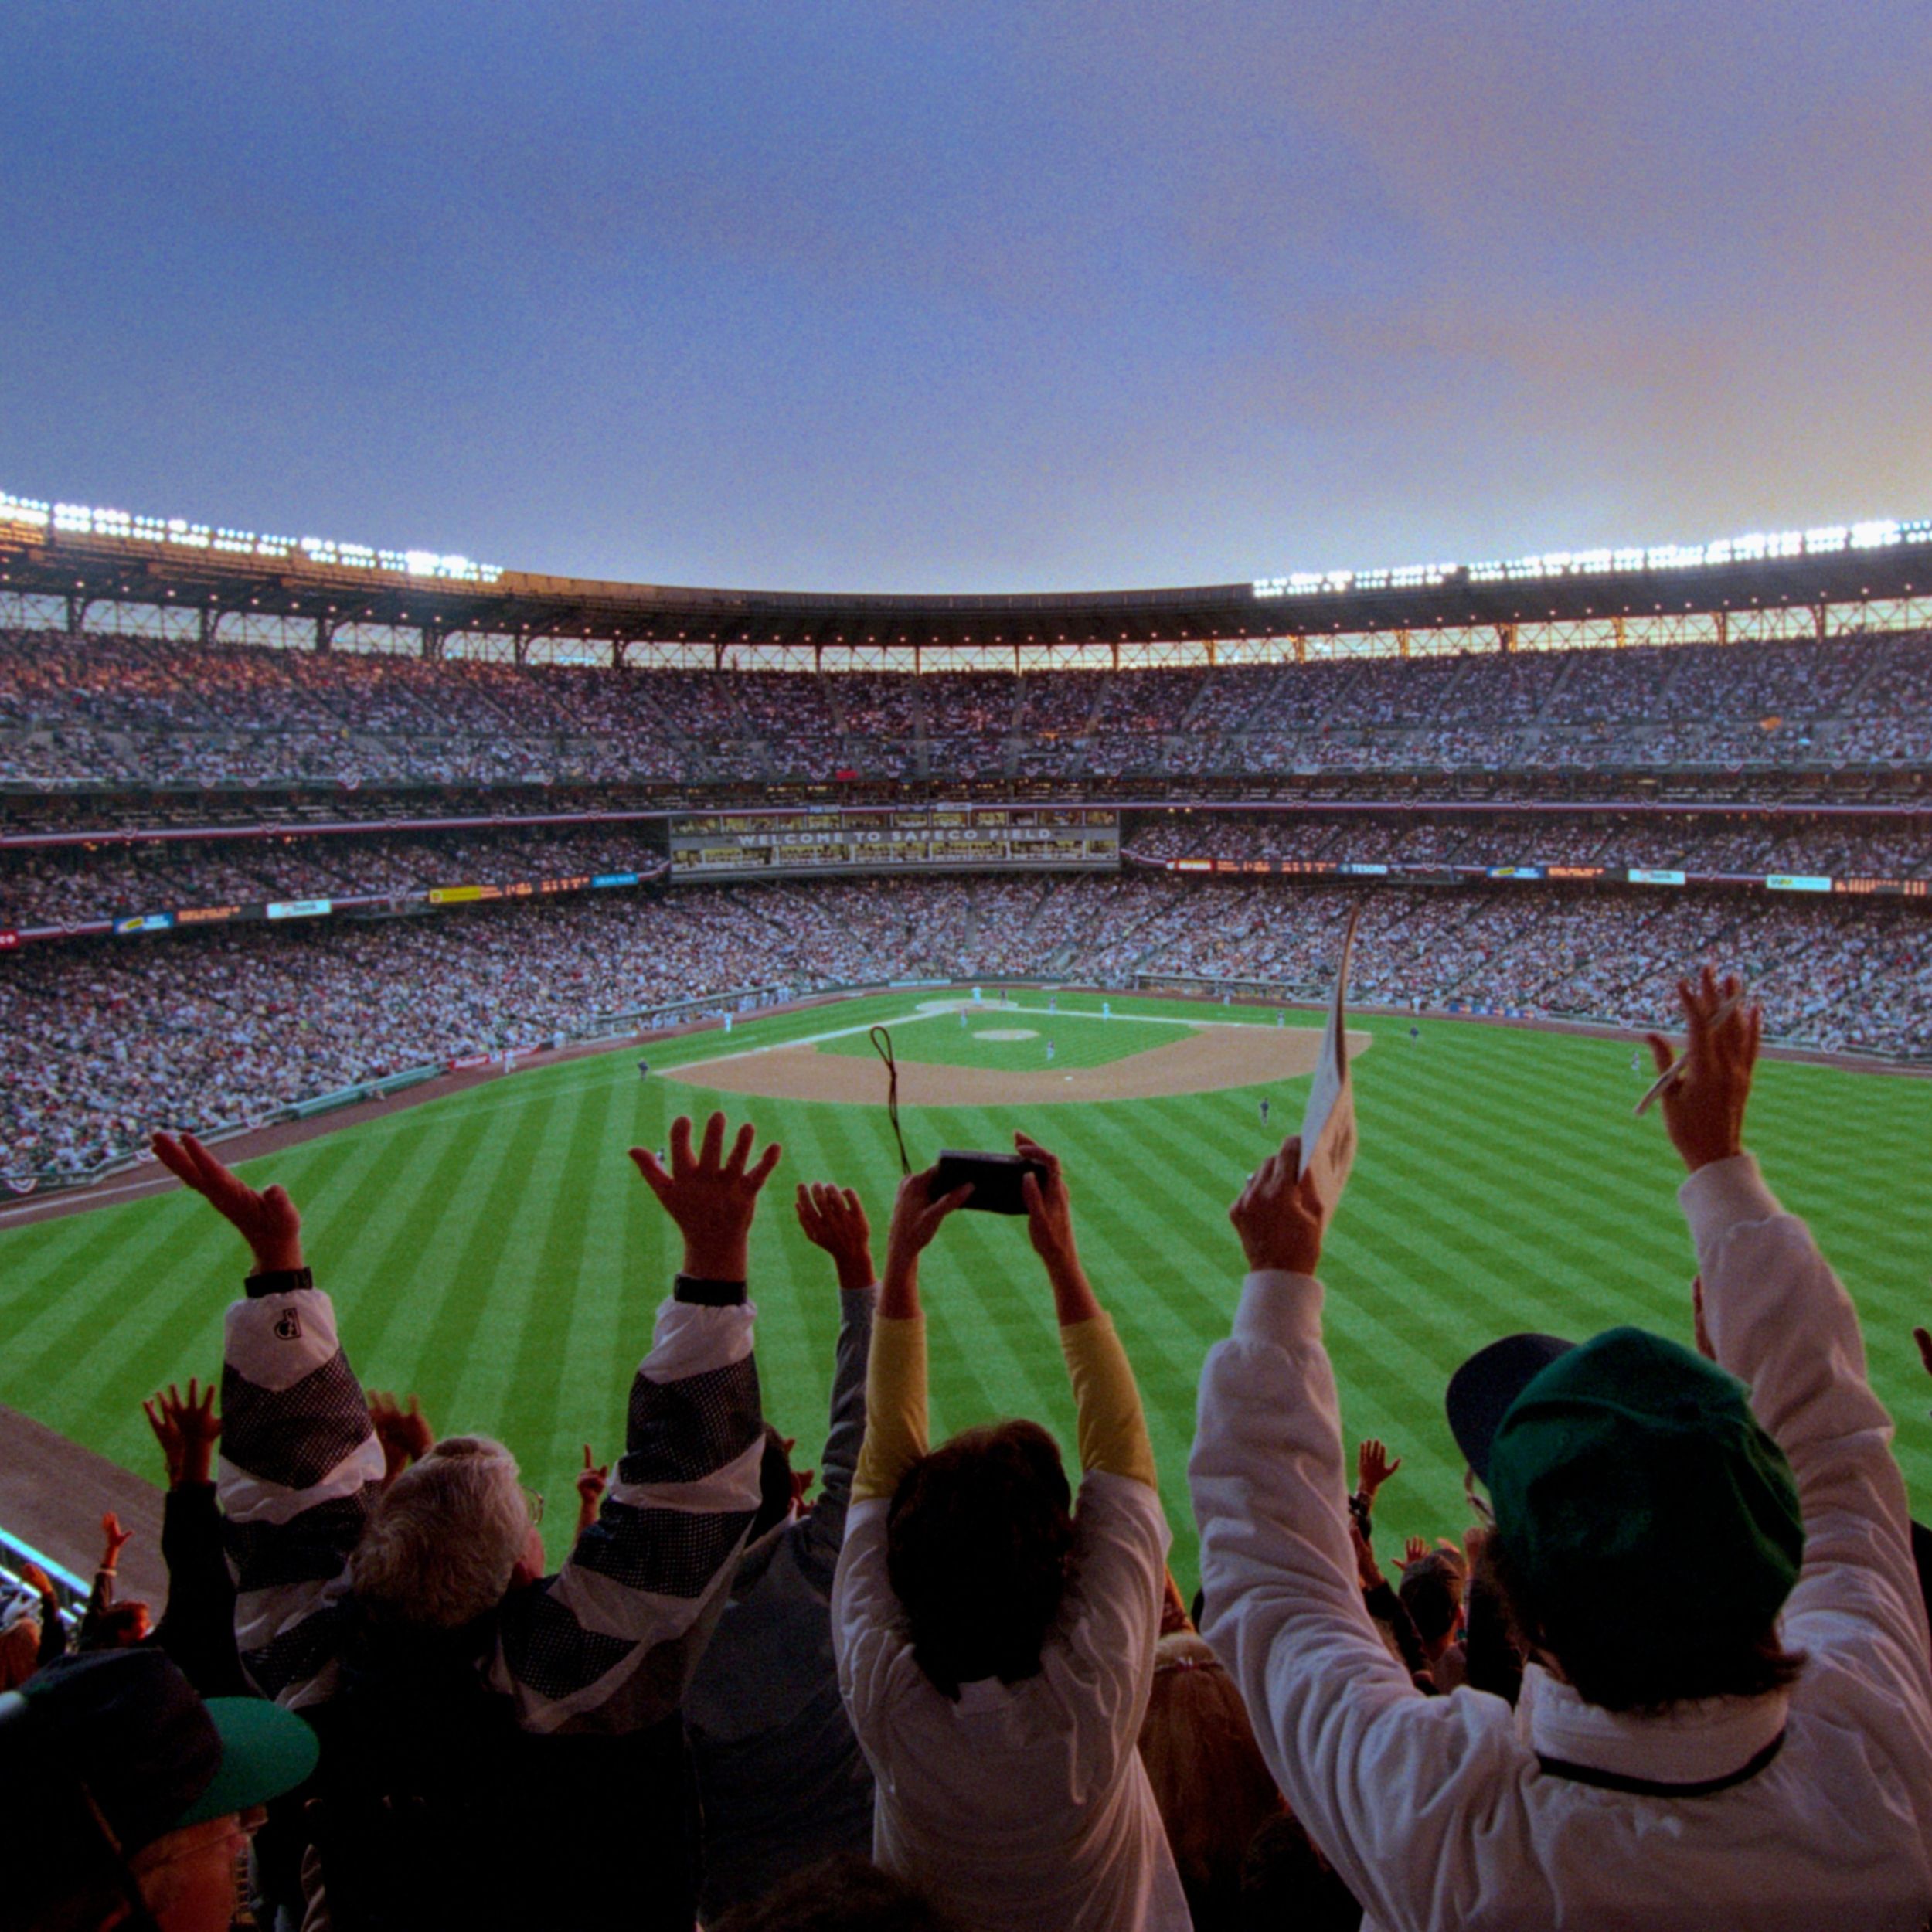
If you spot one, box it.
[665,1022,1372,1106]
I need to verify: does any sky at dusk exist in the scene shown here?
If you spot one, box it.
[5,2,1930,594]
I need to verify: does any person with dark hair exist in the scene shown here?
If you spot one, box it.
[1396,1552,1464,1691]
[1190,969,1932,1929]
[148,1109,779,1932]
[685,1181,880,1918]
[0,1648,318,1932]
[834,1132,1189,1931]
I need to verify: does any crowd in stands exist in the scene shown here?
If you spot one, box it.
[0,823,668,928]
[6,872,1931,1182]
[1124,810,1932,879]
[10,975,1932,1931]
[5,624,1932,792]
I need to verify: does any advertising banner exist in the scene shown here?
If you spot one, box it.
[1626,869,1686,886]
[266,899,333,920]
[591,872,641,888]
[113,912,175,934]
[1766,874,1832,893]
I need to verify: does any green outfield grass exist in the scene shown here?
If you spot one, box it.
[2,989,1928,1598]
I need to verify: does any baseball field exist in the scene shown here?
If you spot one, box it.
[2,988,1928,1594]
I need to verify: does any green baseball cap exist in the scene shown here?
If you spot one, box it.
[1487,1326,1804,1662]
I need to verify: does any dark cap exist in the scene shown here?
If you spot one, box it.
[1485,1326,1804,1648]
[1445,1332,1574,1483]
[0,1649,317,1872]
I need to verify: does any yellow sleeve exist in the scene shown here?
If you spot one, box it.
[852,1313,929,1505]
[1060,1311,1157,1488]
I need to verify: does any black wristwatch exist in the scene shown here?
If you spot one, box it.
[674,1274,748,1307]
[245,1266,315,1299]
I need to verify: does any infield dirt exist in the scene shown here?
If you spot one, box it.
[664,1020,1373,1106]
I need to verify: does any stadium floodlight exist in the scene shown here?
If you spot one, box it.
[1252,513,1926,600]
[3,488,502,584]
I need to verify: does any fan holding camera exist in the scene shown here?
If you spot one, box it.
[828,1128,1189,1932]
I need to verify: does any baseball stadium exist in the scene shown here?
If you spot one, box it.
[2,493,1930,1588]
[15,8,1932,1923]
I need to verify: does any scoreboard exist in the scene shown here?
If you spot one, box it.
[668,807,1121,879]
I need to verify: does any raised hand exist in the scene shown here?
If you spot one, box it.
[144,1379,221,1487]
[1403,1535,1429,1568]
[787,1440,817,1515]
[575,1444,611,1536]
[1644,966,1761,1175]
[794,1182,877,1294]
[879,1165,975,1317]
[1230,1134,1328,1277]
[1013,1133,1072,1266]
[151,1131,304,1274]
[368,1392,434,1483]
[630,1111,782,1281]
[99,1512,132,1572]
[1357,1437,1402,1501]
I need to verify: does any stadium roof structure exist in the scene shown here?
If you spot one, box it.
[4,490,1930,670]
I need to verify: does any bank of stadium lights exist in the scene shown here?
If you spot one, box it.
[0,490,502,586]
[1252,518,1930,599]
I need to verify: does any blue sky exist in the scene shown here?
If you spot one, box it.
[5,2,1929,592]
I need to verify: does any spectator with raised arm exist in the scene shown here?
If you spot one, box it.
[1189,968,1932,1929]
[10,1558,70,1675]
[139,1378,246,1697]
[1349,1438,1400,1541]
[834,1132,1189,1932]
[573,1444,611,1540]
[365,1390,433,1489]
[149,1109,778,1932]
[74,1514,149,1651]
[686,1180,881,1917]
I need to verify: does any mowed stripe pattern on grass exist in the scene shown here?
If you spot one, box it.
[1,992,1927,1597]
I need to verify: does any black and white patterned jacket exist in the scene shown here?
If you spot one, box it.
[218,1275,762,1733]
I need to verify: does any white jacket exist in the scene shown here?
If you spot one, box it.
[835,1475,1189,1932]
[1189,1153,1932,1931]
